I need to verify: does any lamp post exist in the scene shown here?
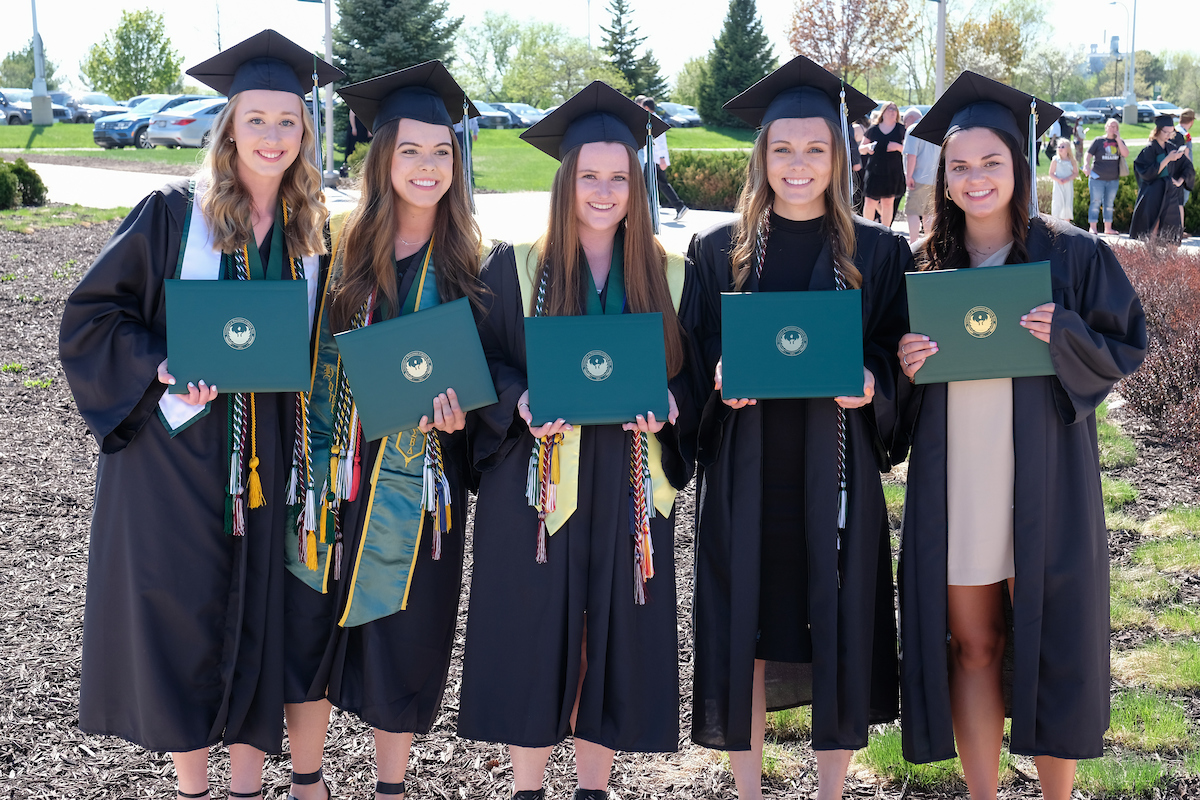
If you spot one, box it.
[30,0,52,125]
[931,0,946,98]
[297,0,338,186]
[1110,1,1136,121]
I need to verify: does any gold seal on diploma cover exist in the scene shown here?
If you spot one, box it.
[401,350,433,383]
[582,349,613,381]
[223,317,256,350]
[965,306,998,338]
[776,326,808,356]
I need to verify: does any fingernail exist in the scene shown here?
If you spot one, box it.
[188,383,195,390]
[168,378,176,385]
[922,335,930,341]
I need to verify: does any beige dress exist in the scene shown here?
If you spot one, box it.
[946,243,1017,586]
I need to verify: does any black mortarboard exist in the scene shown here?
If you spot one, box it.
[186,29,343,98]
[520,81,669,161]
[337,61,480,134]
[910,71,1060,149]
[1155,113,1175,129]
[723,55,875,128]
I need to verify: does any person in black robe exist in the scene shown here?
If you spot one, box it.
[281,63,483,800]
[58,31,341,800]
[457,83,694,800]
[1130,114,1195,242]
[896,73,1146,800]
[681,56,907,800]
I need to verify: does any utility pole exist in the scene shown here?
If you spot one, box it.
[934,0,946,99]
[297,0,338,186]
[30,0,52,125]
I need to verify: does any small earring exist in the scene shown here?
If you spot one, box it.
[228,138,235,144]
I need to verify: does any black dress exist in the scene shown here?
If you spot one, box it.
[59,180,303,754]
[682,215,910,753]
[863,123,906,200]
[895,219,1147,763]
[283,250,469,735]
[456,244,694,753]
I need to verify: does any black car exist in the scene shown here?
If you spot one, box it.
[50,91,126,123]
[1082,96,1129,122]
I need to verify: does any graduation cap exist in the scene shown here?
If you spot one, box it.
[910,71,1061,217]
[520,81,669,161]
[336,61,480,134]
[186,29,343,98]
[723,54,875,129]
[1155,113,1176,130]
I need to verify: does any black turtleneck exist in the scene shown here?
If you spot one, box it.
[758,212,825,293]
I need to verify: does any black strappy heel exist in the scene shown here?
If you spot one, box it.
[229,789,264,799]
[513,791,545,800]
[376,779,406,795]
[289,767,331,800]
[177,791,209,799]
[573,791,609,800]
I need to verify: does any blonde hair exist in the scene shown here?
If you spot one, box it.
[199,92,328,257]
[1055,137,1078,170]
[729,118,861,291]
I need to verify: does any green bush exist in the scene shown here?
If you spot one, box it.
[0,163,19,210]
[1071,173,1140,232]
[346,142,371,180]
[9,158,47,206]
[669,149,749,212]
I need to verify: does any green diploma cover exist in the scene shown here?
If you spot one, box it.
[720,290,864,399]
[164,278,311,394]
[905,261,1054,384]
[524,312,669,426]
[333,297,498,442]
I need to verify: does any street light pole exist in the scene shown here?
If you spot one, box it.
[935,0,946,99]
[324,0,336,186]
[1109,1,1130,101]
[30,0,52,125]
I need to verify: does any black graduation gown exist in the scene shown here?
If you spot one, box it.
[1130,139,1195,241]
[59,180,300,754]
[895,219,1147,763]
[457,244,693,753]
[681,218,910,752]
[283,253,469,735]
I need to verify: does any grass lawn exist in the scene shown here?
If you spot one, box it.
[1096,401,1138,469]
[853,724,1013,790]
[1144,505,1200,538]
[0,204,130,233]
[1113,640,1200,690]
[1107,689,1191,751]
[1074,755,1169,798]
[1133,536,1200,573]
[0,123,95,149]
[667,126,756,150]
[472,128,558,193]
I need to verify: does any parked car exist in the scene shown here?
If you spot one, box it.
[1054,101,1104,125]
[93,94,210,149]
[50,91,125,123]
[121,95,151,109]
[1081,96,1127,121]
[491,102,546,128]
[147,97,227,148]
[0,88,71,124]
[472,100,510,129]
[1142,100,1184,123]
[657,101,702,127]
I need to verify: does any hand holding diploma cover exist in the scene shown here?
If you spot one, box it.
[333,297,497,442]
[904,261,1054,384]
[164,279,311,394]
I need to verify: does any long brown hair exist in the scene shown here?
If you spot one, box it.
[531,143,684,378]
[917,127,1033,271]
[729,117,861,291]
[200,93,328,257]
[328,119,483,332]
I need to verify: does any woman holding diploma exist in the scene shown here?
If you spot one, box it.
[680,56,910,800]
[58,31,339,800]
[281,63,482,800]
[457,82,694,800]
[895,73,1146,800]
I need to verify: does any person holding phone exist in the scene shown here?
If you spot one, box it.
[1130,114,1195,242]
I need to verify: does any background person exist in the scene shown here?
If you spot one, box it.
[861,101,906,228]
[902,106,939,242]
[1130,114,1194,242]
[1050,138,1078,221]
[1083,118,1128,235]
[640,97,689,221]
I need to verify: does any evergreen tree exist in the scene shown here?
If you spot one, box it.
[636,50,670,100]
[600,0,668,98]
[333,0,463,84]
[698,0,776,128]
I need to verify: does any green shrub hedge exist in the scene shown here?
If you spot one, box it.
[668,150,750,212]
[0,158,48,209]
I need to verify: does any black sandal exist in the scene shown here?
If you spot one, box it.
[290,768,332,800]
[513,791,545,800]
[177,791,209,799]
[376,780,406,796]
[229,790,264,799]
[573,791,608,800]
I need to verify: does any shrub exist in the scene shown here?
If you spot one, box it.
[1116,243,1200,467]
[346,142,370,180]
[9,158,47,206]
[0,162,19,210]
[669,149,749,212]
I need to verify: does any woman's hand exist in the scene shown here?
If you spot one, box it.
[1021,302,1056,343]
[623,390,679,434]
[898,333,938,382]
[517,388,572,438]
[887,141,905,152]
[714,357,757,408]
[158,358,218,406]
[419,387,466,434]
[835,367,876,409]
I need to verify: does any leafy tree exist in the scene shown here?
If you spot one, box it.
[81,10,182,99]
[786,0,916,87]
[1135,50,1166,99]
[946,8,1023,83]
[333,0,462,84]
[672,57,709,108]
[0,40,59,90]
[502,23,629,107]
[600,0,669,99]
[1015,41,1083,101]
[699,0,777,128]
[457,11,522,101]
[1162,51,1200,112]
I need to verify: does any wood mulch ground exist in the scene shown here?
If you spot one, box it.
[1,219,1197,800]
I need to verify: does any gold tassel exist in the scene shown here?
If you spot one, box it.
[550,433,562,483]
[247,456,265,509]
[319,500,328,543]
[305,530,318,570]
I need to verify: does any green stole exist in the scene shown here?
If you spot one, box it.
[287,237,443,628]
[512,241,683,533]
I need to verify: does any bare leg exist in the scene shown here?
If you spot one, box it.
[862,198,880,225]
[728,659,767,800]
[171,748,210,798]
[878,196,896,228]
[1035,755,1077,800]
[907,208,922,242]
[228,744,265,797]
[285,700,332,799]
[511,746,553,792]
[948,583,1007,800]
[575,738,616,790]
[815,749,854,800]
[374,729,414,799]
